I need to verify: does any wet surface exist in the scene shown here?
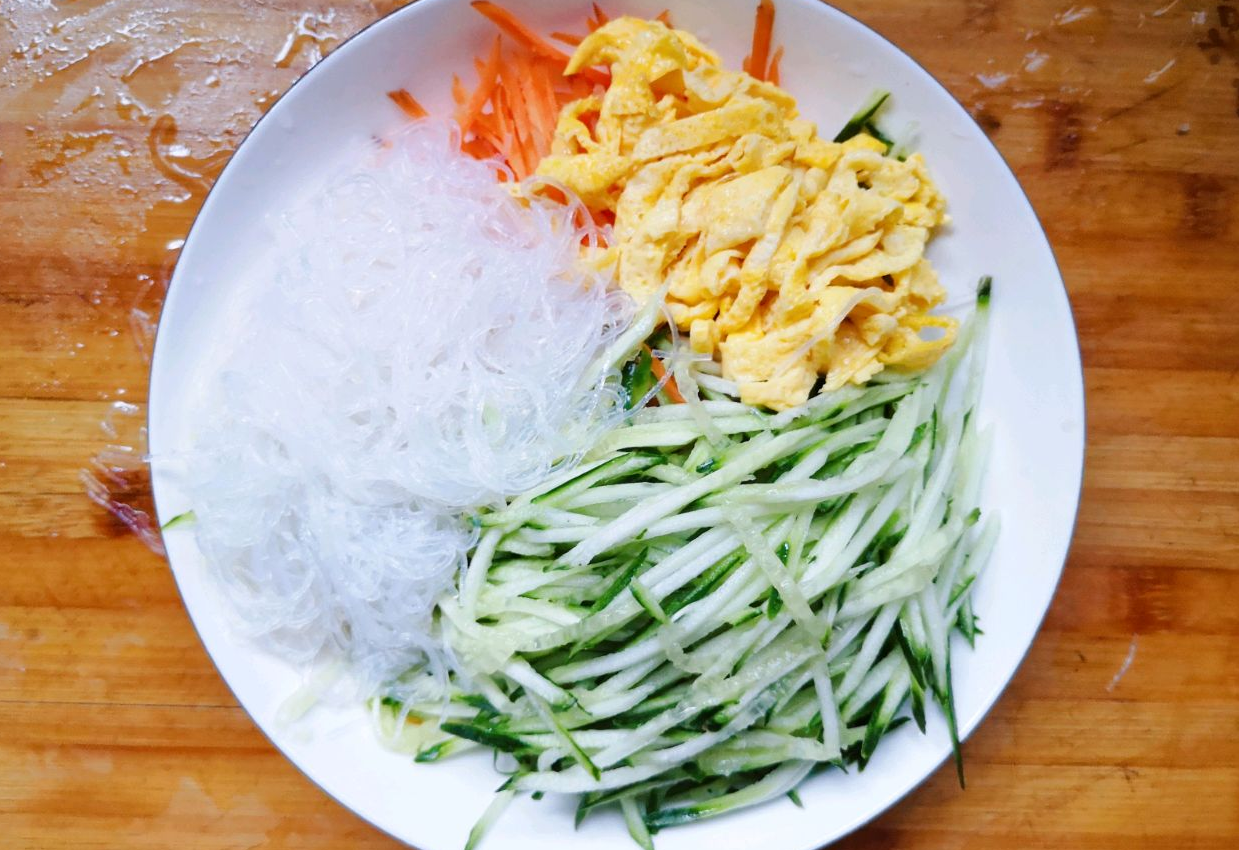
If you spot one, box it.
[1,0,391,545]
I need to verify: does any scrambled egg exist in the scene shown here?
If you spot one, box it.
[537,17,956,411]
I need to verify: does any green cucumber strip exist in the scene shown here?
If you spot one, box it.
[621,796,655,850]
[621,347,656,410]
[563,429,819,566]
[645,761,813,829]
[590,549,649,614]
[529,692,601,781]
[631,578,668,624]
[439,722,526,754]
[464,789,516,850]
[160,510,196,531]
[859,662,910,768]
[940,651,966,788]
[834,90,891,142]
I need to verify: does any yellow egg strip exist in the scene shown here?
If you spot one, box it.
[537,17,957,410]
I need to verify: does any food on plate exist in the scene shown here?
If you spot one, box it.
[537,18,954,411]
[389,285,993,847]
[184,121,629,686]
[173,2,995,846]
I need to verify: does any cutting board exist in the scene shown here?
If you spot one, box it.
[0,1,1236,847]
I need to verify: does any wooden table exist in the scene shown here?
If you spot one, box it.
[1,0,1236,847]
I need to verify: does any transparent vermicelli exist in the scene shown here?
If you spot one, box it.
[186,120,632,693]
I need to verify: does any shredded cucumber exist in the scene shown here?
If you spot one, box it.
[382,280,995,847]
[159,510,196,531]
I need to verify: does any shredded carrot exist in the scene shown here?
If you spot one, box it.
[391,4,624,181]
[461,137,498,159]
[655,9,673,26]
[505,52,546,178]
[472,1,571,64]
[457,35,503,136]
[461,3,610,176]
[390,1,785,183]
[472,2,609,87]
[744,0,775,81]
[589,3,609,29]
[569,73,594,99]
[517,56,548,155]
[532,60,561,160]
[491,107,517,176]
[472,108,500,140]
[767,46,784,86]
[646,346,686,404]
[451,74,468,106]
[499,60,527,169]
[386,88,427,119]
[502,60,527,147]
[494,84,514,152]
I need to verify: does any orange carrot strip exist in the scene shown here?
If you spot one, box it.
[488,85,504,137]
[570,65,610,88]
[494,84,513,150]
[499,54,524,142]
[586,66,611,88]
[462,137,499,159]
[767,46,784,86]
[655,9,673,25]
[498,56,534,176]
[527,71,550,161]
[512,54,536,144]
[461,137,484,158]
[744,0,775,80]
[480,81,506,159]
[590,2,609,28]
[646,346,686,404]
[517,54,547,147]
[457,35,503,135]
[543,65,565,151]
[496,119,521,175]
[530,90,551,163]
[512,129,534,179]
[569,74,593,99]
[452,2,613,174]
[386,88,427,119]
[471,2,610,88]
[534,60,562,158]
[472,1,571,64]
[473,107,500,137]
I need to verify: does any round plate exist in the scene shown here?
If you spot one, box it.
[148,1,1085,848]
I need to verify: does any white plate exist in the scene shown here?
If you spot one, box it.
[148,1,1085,848]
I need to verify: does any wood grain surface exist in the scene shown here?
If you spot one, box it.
[1,0,1237,847]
